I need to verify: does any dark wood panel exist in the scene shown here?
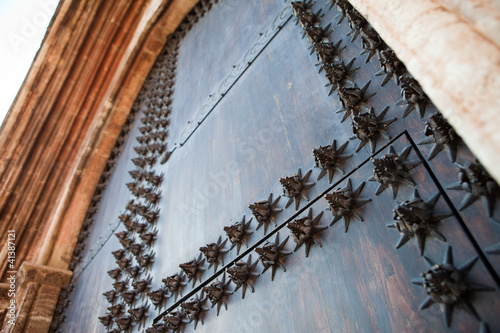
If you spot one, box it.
[168,0,284,146]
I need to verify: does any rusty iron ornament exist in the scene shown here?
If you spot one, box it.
[313,139,352,183]
[181,291,209,329]
[388,189,452,255]
[128,304,150,328]
[147,287,169,310]
[180,254,206,288]
[336,81,375,123]
[163,272,188,301]
[396,75,429,118]
[223,215,254,254]
[412,246,493,327]
[103,290,117,304]
[350,106,396,153]
[376,48,406,86]
[163,310,189,333]
[280,168,315,210]
[287,208,327,257]
[325,179,371,232]
[418,113,461,162]
[200,235,229,272]
[227,254,260,299]
[369,145,421,199]
[448,160,499,217]
[202,273,233,316]
[255,233,292,281]
[116,315,134,331]
[249,193,283,234]
[132,275,153,295]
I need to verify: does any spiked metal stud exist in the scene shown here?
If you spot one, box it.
[181,292,209,329]
[388,190,452,255]
[287,209,327,257]
[179,254,206,287]
[103,290,117,304]
[202,273,233,316]
[418,113,461,162]
[224,216,254,254]
[412,246,493,327]
[121,289,137,306]
[376,48,406,86]
[369,146,421,199]
[350,106,396,153]
[200,236,228,272]
[255,233,292,281]
[113,280,128,293]
[448,161,498,217]
[147,288,169,309]
[337,81,375,122]
[325,179,371,232]
[163,311,189,333]
[140,230,158,247]
[128,305,149,328]
[107,303,125,317]
[227,255,260,299]
[116,315,134,331]
[163,272,188,301]
[323,58,357,95]
[249,193,283,234]
[313,139,352,183]
[98,313,113,328]
[108,268,122,280]
[280,168,315,210]
[396,76,429,118]
[132,275,152,294]
[360,24,384,63]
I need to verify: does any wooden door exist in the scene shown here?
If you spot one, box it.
[56,1,500,332]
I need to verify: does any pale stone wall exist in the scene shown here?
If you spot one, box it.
[349,0,500,184]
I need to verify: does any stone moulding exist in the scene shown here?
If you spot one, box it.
[348,0,500,185]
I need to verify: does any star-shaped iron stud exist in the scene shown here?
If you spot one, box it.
[116,315,134,331]
[147,287,169,309]
[418,113,461,162]
[360,24,384,63]
[280,168,315,210]
[323,58,357,95]
[396,75,429,118]
[179,254,206,288]
[313,139,352,183]
[163,272,188,301]
[128,305,149,329]
[448,161,498,217]
[249,193,283,234]
[227,255,260,299]
[346,7,367,42]
[163,310,189,333]
[255,233,292,281]
[388,189,452,255]
[98,313,113,329]
[200,236,228,272]
[180,292,209,329]
[350,106,396,153]
[325,179,371,232]
[287,208,327,257]
[369,145,421,199]
[412,246,493,327]
[224,216,254,254]
[336,81,375,122]
[375,48,406,86]
[202,273,233,316]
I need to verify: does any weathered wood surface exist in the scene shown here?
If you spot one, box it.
[61,0,500,332]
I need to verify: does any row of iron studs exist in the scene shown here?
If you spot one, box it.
[95,0,224,332]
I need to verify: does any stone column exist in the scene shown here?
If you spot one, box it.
[1,262,72,333]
